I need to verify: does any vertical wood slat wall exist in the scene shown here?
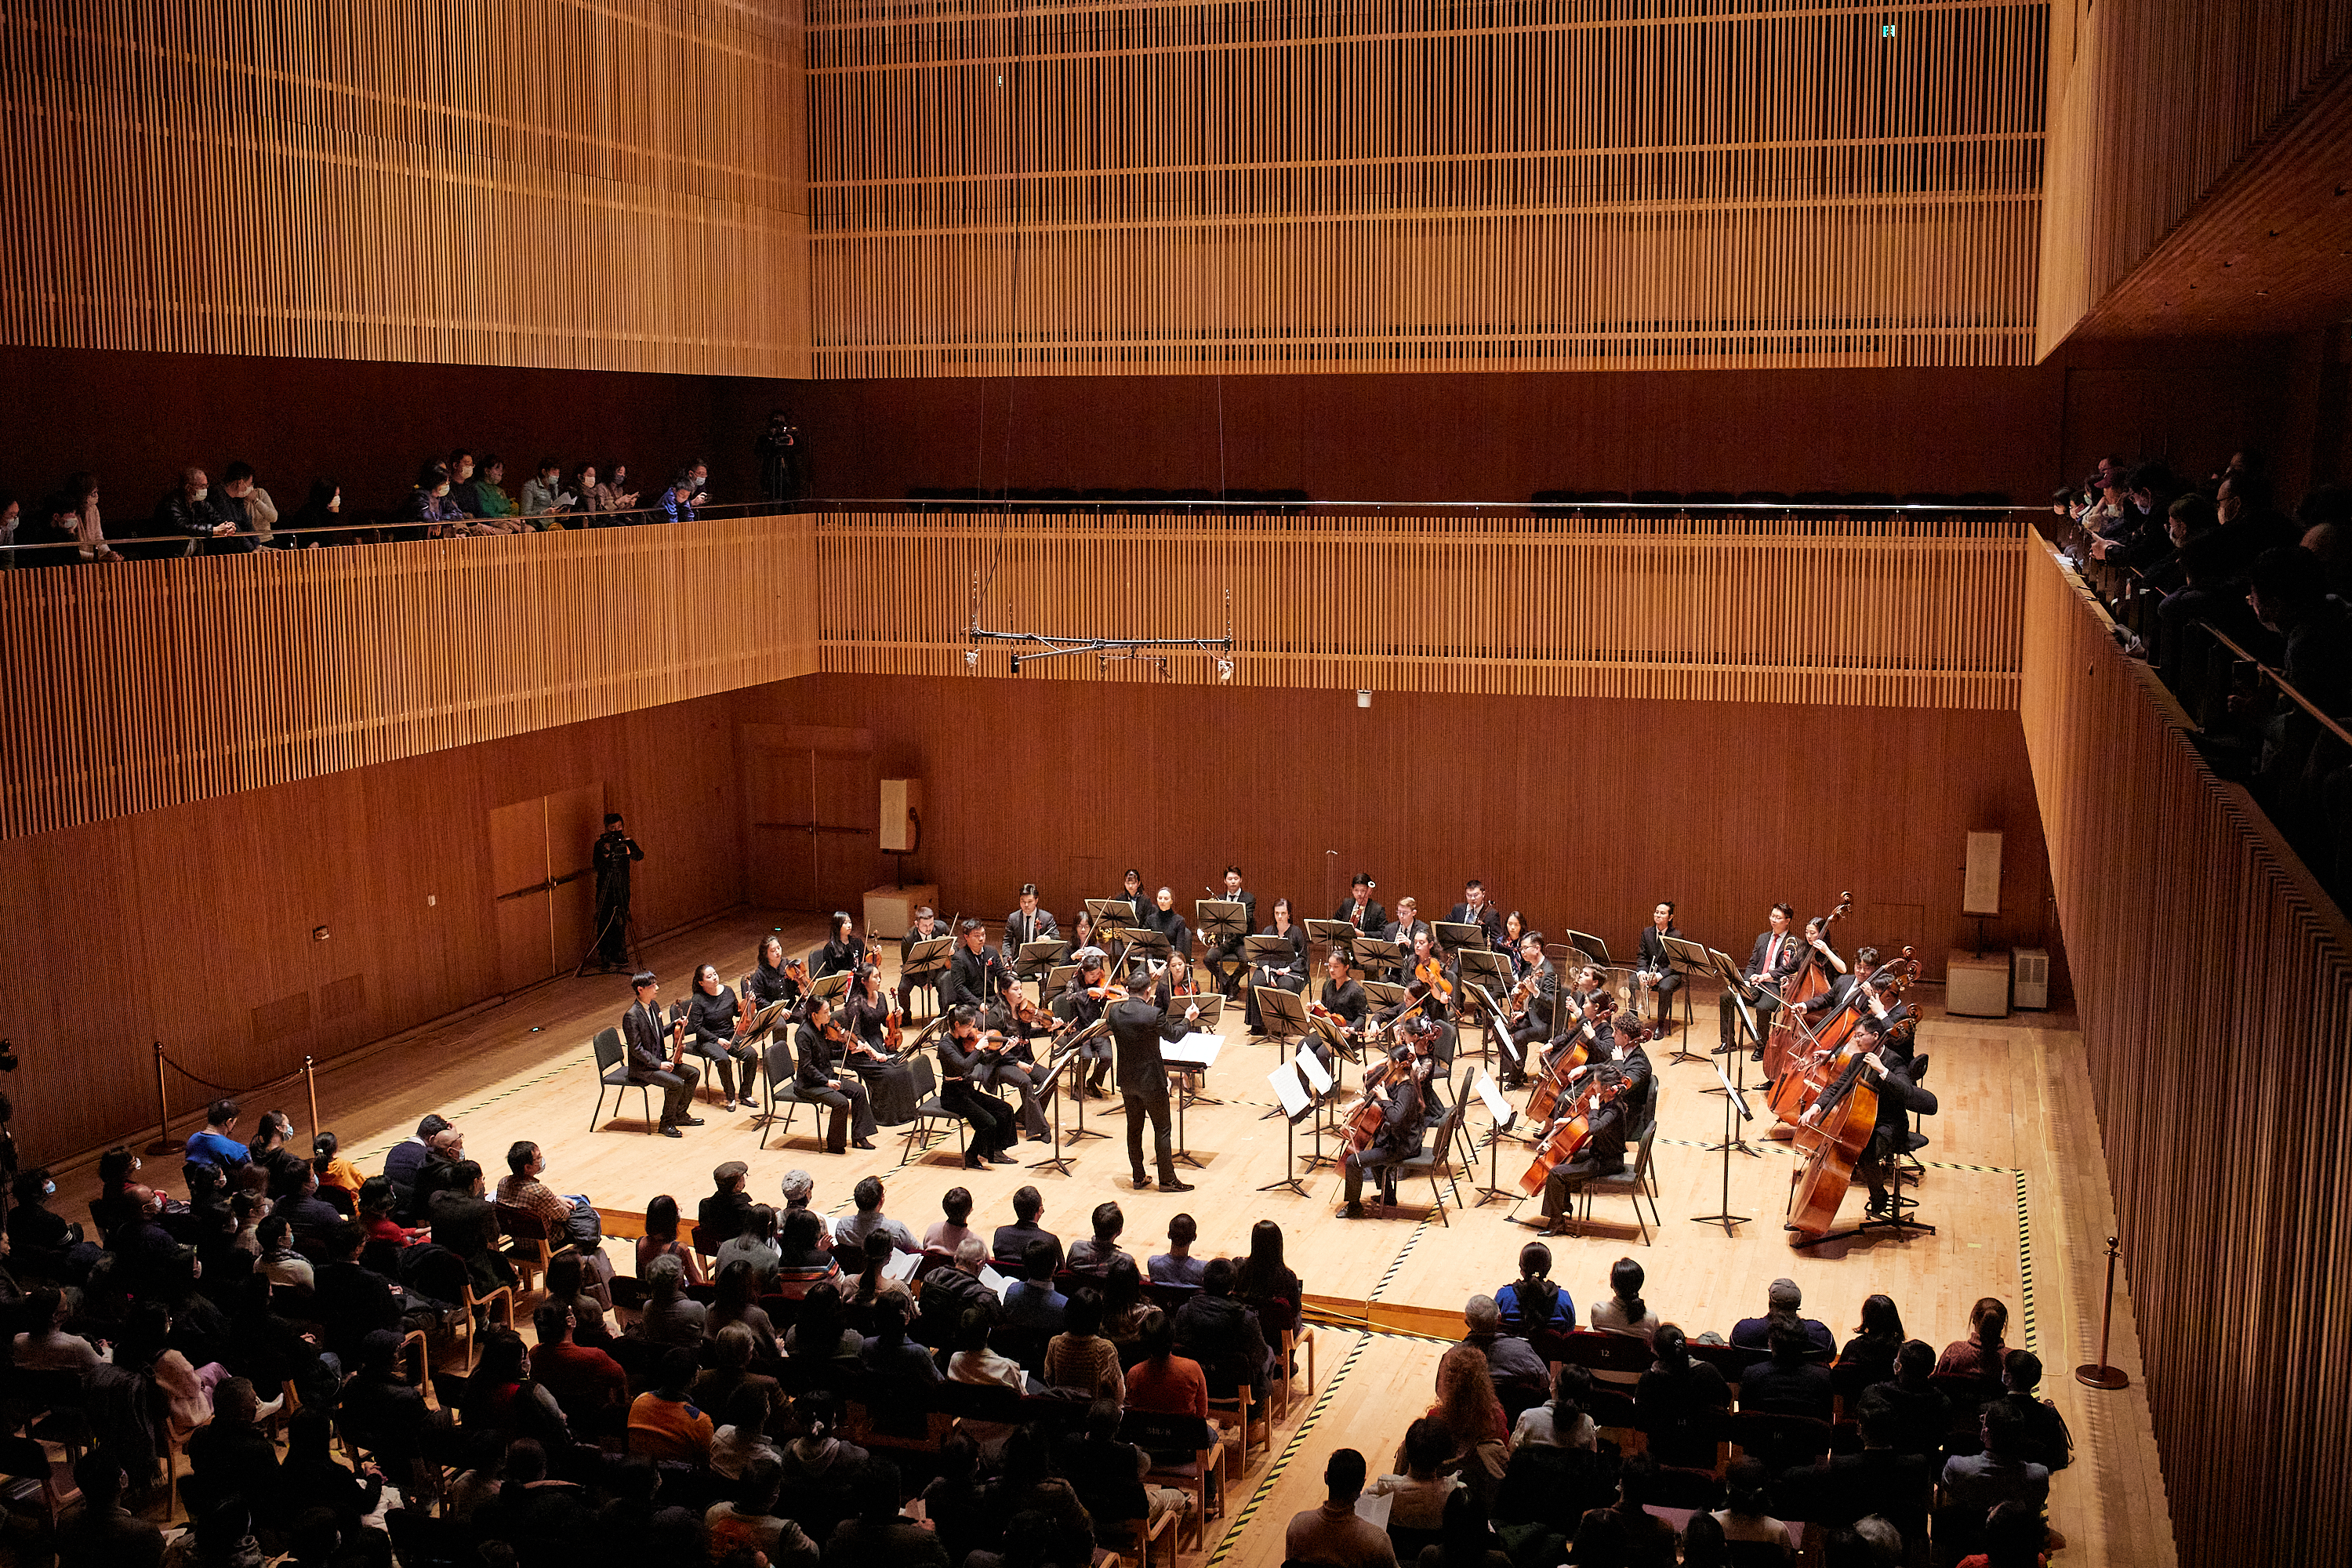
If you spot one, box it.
[0,519,818,840]
[815,511,2027,707]
[2019,540,2352,1568]
[2037,0,2352,356]
[806,0,2048,377]
[0,0,810,376]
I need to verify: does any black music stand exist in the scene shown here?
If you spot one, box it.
[901,936,954,1018]
[1042,963,1080,1008]
[1352,935,1405,982]
[1294,1031,1344,1169]
[1027,1048,1081,1177]
[810,971,852,1006]
[1259,1060,1316,1196]
[1432,920,1486,955]
[1304,918,1357,962]
[1705,949,1766,1159]
[1457,951,1512,1057]
[1086,898,1138,929]
[1657,935,1715,1066]
[1017,938,1069,990]
[1161,1032,1218,1169]
[1254,982,1314,1120]
[1362,978,1408,1011]
[1565,931,1612,967]
[1468,1068,1521,1207]
[1692,1054,1753,1233]
[1197,899,1247,990]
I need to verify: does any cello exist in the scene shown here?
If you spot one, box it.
[1526,989,1616,1122]
[1518,1070,1628,1196]
[1763,891,1852,1080]
[1787,1039,1884,1240]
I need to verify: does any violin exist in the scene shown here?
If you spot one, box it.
[1518,1071,1628,1196]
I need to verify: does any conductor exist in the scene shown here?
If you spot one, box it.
[591,813,643,971]
[1109,964,1199,1194]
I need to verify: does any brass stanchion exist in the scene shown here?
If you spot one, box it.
[304,1056,320,1142]
[145,1040,177,1156]
[2074,1234,2131,1390]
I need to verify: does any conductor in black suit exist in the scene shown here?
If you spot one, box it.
[1334,873,1385,936]
[1634,901,1686,1036]
[1109,966,1198,1193]
[1204,866,1257,997]
[621,973,702,1137]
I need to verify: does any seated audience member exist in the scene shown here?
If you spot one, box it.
[185,1377,281,1513]
[256,1217,314,1291]
[919,1236,994,1345]
[1056,1394,1188,1545]
[709,1453,820,1568]
[13,1286,105,1371]
[779,1391,869,1537]
[520,458,575,524]
[1231,1218,1305,1345]
[1102,1254,1152,1347]
[783,1277,864,1367]
[1286,1447,1399,1568]
[1935,1297,2012,1384]
[780,1169,833,1250]
[1369,1417,1462,1531]
[8,1171,90,1279]
[1511,1363,1596,1452]
[1588,1256,1660,1357]
[924,1186,976,1254]
[405,1127,467,1219]
[627,1346,715,1462]
[1581,1452,1678,1568]
[699,1161,757,1247]
[271,1164,344,1240]
[1995,1349,2073,1472]
[862,1287,942,1382]
[496,1140,603,1251]
[1123,1308,1208,1417]
[212,460,278,548]
[637,1194,708,1285]
[357,1177,426,1249]
[824,1458,946,1568]
[1730,1276,1835,1356]
[775,1204,844,1299]
[836,1175,920,1254]
[1679,1512,1730,1568]
[695,1319,784,1421]
[716,1204,784,1287]
[1066,1201,1130,1274]
[310,1132,363,1205]
[1869,1340,1951,1457]
[1838,1293,1907,1391]
[1147,1211,1206,1287]
[466,1327,574,1450]
[993,1185,1063,1273]
[1043,1286,1125,1402]
[1174,1256,1275,1398]
[1711,1457,1794,1563]
[948,1298,1026,1404]
[278,1408,384,1526]
[379,1113,448,1197]
[53,1453,165,1568]
[633,1253,706,1347]
[1493,1241,1573,1336]
[1958,1501,2049,1568]
[1459,1293,1549,1397]
[1940,1402,2051,1519]
[920,1432,993,1566]
[546,1250,613,1342]
[1774,1388,1933,1546]
[1428,1486,1514,1568]
[428,1158,515,1295]
[184,1098,253,1175]
[709,1258,783,1345]
[312,1221,403,1357]
[710,1383,783,1482]
[1740,1324,1835,1420]
[1419,1343,1508,1494]
[158,465,245,554]
[1004,1239,1070,1335]
[1634,1324,1729,1469]
[531,1301,627,1437]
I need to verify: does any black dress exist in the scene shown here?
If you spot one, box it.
[840,989,919,1126]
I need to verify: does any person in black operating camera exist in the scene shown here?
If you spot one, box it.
[592,813,644,971]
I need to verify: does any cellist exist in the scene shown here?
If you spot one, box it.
[1339,1015,1439,1218]
[1798,1022,1936,1220]
[1535,1018,1655,1235]
[1502,933,1556,1091]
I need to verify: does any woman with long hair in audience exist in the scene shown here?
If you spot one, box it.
[285,478,342,547]
[1423,1341,1508,1461]
[1935,1296,2010,1382]
[637,1194,706,1284]
[708,1259,782,1352]
[464,1327,573,1451]
[1100,1253,1151,1349]
[782,1277,862,1367]
[1839,1293,1907,1388]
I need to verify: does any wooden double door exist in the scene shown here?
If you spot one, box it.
[743,724,878,913]
[489,784,604,991]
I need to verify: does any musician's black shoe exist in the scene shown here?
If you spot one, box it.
[1339,1203,1364,1219]
[1134,1175,1155,1192]
[1158,1178,1196,1193]
[677,1116,706,1127]
[1748,1049,1765,1064]
[964,1153,987,1169]
[660,1123,684,1138]
[852,1138,877,1151]
[989,1149,1017,1164]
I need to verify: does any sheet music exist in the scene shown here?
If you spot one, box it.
[1475,1069,1515,1129]
[881,1249,921,1283]
[978,1264,1011,1298]
[1268,1062,1310,1120]
[1162,1033,1222,1069]
[1296,1047,1334,1095]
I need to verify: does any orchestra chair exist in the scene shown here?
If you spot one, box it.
[902,1054,970,1163]
[587,1028,655,1134]
[1272,1321,1316,1424]
[1200,1350,1261,1474]
[1392,1098,1468,1227]
[0,1435,75,1531]
[1101,1507,1177,1568]
[755,1039,822,1152]
[1577,1091,1664,1244]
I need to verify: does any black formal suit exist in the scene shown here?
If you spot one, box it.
[1720,927,1806,1048]
[795,1022,876,1150]
[1334,896,1386,935]
[1504,960,1557,1086]
[1203,891,1258,995]
[1109,995,1187,1185]
[897,922,949,1010]
[1342,1059,1426,1209]
[1634,924,1685,1030]
[1300,975,1364,1078]
[942,942,1011,1011]
[1446,902,1506,948]
[1240,920,1307,1030]
[1000,906,1061,977]
[1539,1044,1651,1222]
[1860,1060,1937,1208]
[622,1000,699,1124]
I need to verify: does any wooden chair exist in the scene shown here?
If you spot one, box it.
[588,1027,654,1134]
[1101,1508,1178,1568]
[1274,1322,1317,1422]
[0,1433,75,1530]
[457,1282,515,1370]
[1119,1410,1222,1552]
[1726,1408,1835,1474]
[1202,1352,1261,1475]
[495,1201,575,1294]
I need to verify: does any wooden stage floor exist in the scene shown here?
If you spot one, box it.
[67,907,2179,1568]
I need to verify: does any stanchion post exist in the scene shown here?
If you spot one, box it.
[2074,1234,2131,1390]
[304,1056,319,1142]
[146,1040,177,1156]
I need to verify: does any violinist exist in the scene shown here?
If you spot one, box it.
[748,935,807,1017]
[943,919,1015,1012]
[1335,873,1385,935]
[1340,1015,1438,1218]
[1632,902,1685,1037]
[1503,934,1556,1090]
[938,1006,1019,1168]
[1720,902,1804,1057]
[814,913,868,979]
[1536,1018,1655,1235]
[683,964,757,1112]
[976,998,1053,1143]
[1109,964,1199,1193]
[1798,1021,1936,1219]
[1070,907,1098,956]
[1240,895,1308,1036]
[1062,949,1120,1096]
[621,972,702,1137]
[794,997,877,1152]
[897,906,947,1012]
[1105,869,1147,922]
[841,964,920,1126]
[1206,866,1258,997]
[1000,884,1060,979]
[1499,910,1530,967]
[1305,949,1367,1076]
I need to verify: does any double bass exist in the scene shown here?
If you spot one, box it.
[1762,891,1852,1080]
[1769,946,1918,1133]
[1787,1043,1882,1239]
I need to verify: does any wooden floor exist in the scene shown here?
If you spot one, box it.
[58,907,2180,1568]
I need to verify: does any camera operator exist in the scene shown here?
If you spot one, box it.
[592,813,644,972]
[757,409,806,504]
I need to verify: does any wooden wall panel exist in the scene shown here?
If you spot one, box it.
[0,693,744,1166]
[2037,0,2352,355]
[814,513,2027,709]
[808,0,2046,376]
[727,672,2062,993]
[0,517,818,840]
[0,0,809,376]
[2020,539,2352,1568]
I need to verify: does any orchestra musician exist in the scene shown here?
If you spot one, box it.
[975,1000,1052,1143]
[1060,947,1120,1096]
[621,972,702,1137]
[1334,873,1385,936]
[1798,945,1880,1032]
[1500,909,1530,964]
[1306,949,1367,1077]
[938,1006,1020,1167]
[1542,966,1613,1077]
[1535,1018,1655,1236]
[1633,902,1686,1037]
[1109,964,1199,1192]
[794,998,877,1152]
[682,964,757,1112]
[1205,866,1258,997]
[1340,1015,1439,1218]
[1240,895,1308,1036]
[942,919,1014,1012]
[1105,869,1147,919]
[1798,1019,1937,1219]
[897,906,948,1013]
[1503,933,1556,1090]
[1000,884,1060,981]
[1382,896,1432,978]
[1070,907,1098,956]
[1720,902,1805,1058]
[1447,879,1506,949]
[747,935,806,1018]
[813,913,867,979]
[840,964,920,1125]
[1138,886,1194,972]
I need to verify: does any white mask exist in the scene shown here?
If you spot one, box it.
[192,487,209,503]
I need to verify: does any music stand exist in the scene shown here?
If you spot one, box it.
[1564,930,1610,966]
[1197,898,1247,986]
[1352,935,1405,979]
[1456,951,1512,1053]
[1305,918,1357,958]
[1042,963,1080,1007]
[901,935,954,1018]
[742,998,791,1043]
[1692,1054,1753,1233]
[1362,978,1408,1009]
[1468,1069,1520,1206]
[1706,949,1765,1159]
[1027,1048,1081,1177]
[1060,1018,1114,1143]
[1254,982,1313,1118]
[1657,935,1715,1065]
[1087,898,1138,928]
[811,971,852,1004]
[1161,1033,1220,1168]
[1294,1044,1341,1170]
[1017,938,1069,988]
[1260,1061,1316,1196]
[1432,920,1486,954]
